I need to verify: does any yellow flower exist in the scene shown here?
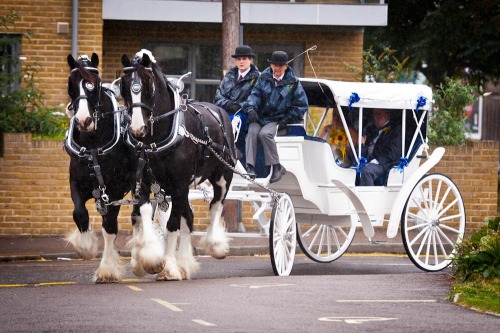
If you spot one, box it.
[329,126,348,160]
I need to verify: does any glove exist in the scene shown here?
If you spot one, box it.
[278,120,287,131]
[226,101,240,114]
[248,109,259,123]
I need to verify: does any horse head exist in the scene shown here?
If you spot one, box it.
[67,53,102,132]
[121,50,172,139]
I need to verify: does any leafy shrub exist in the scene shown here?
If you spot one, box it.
[428,77,475,146]
[452,217,500,281]
[345,47,414,83]
[0,11,67,154]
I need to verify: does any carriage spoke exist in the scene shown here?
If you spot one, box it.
[435,230,448,259]
[436,198,459,220]
[438,223,463,235]
[432,230,439,266]
[432,179,443,212]
[438,213,462,223]
[316,226,327,256]
[409,225,430,247]
[437,187,452,213]
[415,228,431,258]
[436,226,456,248]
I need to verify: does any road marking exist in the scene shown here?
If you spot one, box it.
[0,283,29,288]
[127,285,143,291]
[192,319,216,327]
[0,282,77,288]
[230,283,294,289]
[337,299,436,303]
[35,282,76,287]
[151,298,183,312]
[319,317,397,324]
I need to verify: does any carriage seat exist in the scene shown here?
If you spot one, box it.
[373,137,423,186]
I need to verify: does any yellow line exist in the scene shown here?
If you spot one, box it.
[192,319,216,327]
[127,285,143,291]
[35,282,77,287]
[0,284,29,288]
[151,299,183,312]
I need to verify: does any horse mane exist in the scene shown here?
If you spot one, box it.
[73,61,99,86]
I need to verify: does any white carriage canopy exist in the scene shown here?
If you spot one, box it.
[299,78,434,170]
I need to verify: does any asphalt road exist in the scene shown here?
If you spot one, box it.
[0,255,497,332]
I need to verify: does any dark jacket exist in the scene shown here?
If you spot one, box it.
[362,121,402,171]
[214,64,260,113]
[242,66,308,125]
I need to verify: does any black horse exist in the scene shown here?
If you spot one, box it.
[64,53,132,283]
[120,50,235,280]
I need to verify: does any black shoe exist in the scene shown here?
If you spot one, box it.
[246,164,256,179]
[270,164,286,183]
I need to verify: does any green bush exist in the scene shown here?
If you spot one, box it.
[0,11,67,154]
[452,217,500,281]
[428,77,475,146]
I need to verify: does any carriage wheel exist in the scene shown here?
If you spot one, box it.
[297,216,356,263]
[269,194,297,276]
[401,173,466,272]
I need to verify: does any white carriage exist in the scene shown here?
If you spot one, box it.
[171,77,466,276]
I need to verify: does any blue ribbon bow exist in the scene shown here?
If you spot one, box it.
[396,157,409,173]
[356,156,367,174]
[348,92,360,113]
[415,96,426,114]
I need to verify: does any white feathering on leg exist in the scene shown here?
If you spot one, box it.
[65,227,98,260]
[176,217,199,279]
[136,203,165,274]
[94,230,124,283]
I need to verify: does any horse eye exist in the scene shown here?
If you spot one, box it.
[85,82,95,91]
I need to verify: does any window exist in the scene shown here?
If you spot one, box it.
[0,34,22,95]
[144,41,304,103]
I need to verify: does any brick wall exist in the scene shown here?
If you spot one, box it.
[0,134,497,236]
[102,21,363,83]
[2,1,362,109]
[0,1,103,108]
[431,141,499,230]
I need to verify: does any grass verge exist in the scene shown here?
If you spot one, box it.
[451,278,500,315]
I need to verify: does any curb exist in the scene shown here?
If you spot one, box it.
[0,243,406,263]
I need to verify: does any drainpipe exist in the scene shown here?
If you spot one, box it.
[71,0,78,58]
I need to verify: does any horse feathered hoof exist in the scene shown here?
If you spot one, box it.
[142,259,166,275]
[65,228,98,260]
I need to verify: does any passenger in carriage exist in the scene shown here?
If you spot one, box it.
[358,108,402,186]
[319,108,358,167]
[242,50,309,183]
[214,45,260,161]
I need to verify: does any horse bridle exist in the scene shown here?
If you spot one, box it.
[68,66,107,129]
[123,66,164,135]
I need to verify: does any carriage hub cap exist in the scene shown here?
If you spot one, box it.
[132,83,141,94]
[431,218,440,227]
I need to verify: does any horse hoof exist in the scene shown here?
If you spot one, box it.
[143,259,166,275]
[156,273,181,281]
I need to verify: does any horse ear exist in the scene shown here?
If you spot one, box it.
[67,54,76,69]
[141,53,151,67]
[121,54,131,67]
[91,53,99,68]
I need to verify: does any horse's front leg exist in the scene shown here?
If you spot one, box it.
[156,194,184,281]
[65,182,98,260]
[94,205,124,283]
[130,200,166,276]
[200,175,230,259]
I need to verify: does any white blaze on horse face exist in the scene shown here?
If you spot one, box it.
[130,72,146,136]
[74,80,94,131]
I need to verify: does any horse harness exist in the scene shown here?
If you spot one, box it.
[128,96,236,208]
[64,90,127,215]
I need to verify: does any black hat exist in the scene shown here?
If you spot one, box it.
[268,51,288,65]
[231,45,255,58]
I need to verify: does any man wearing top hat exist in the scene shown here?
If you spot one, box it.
[242,50,308,183]
[214,45,260,161]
